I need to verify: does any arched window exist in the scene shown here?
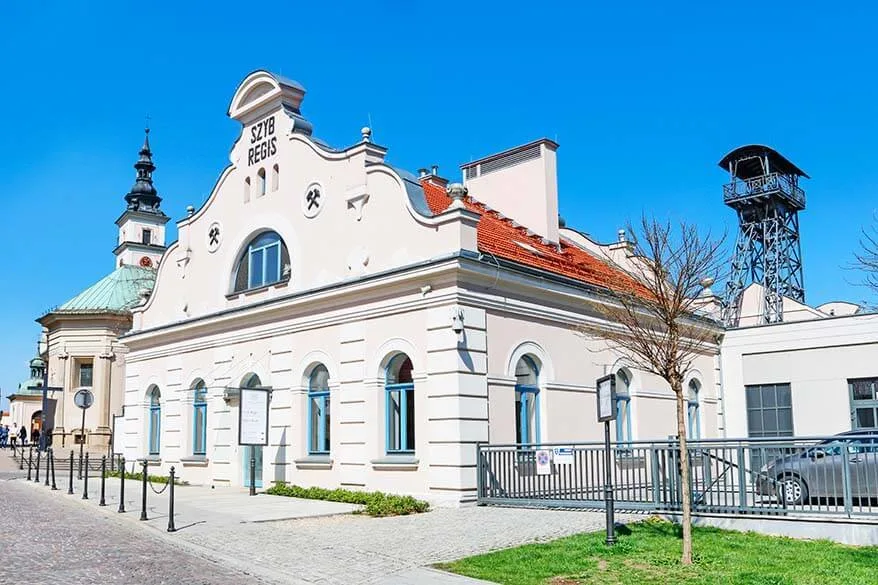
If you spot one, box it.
[514,356,540,445]
[271,164,279,191]
[233,231,290,292]
[242,373,262,389]
[148,386,161,456]
[385,354,414,454]
[192,380,207,456]
[257,168,266,197]
[615,370,632,446]
[244,176,251,203]
[308,365,330,454]
[687,379,701,440]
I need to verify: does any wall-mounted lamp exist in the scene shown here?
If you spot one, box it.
[450,306,465,342]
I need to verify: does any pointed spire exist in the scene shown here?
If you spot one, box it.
[124,127,164,215]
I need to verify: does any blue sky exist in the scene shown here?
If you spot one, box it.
[2,1,877,406]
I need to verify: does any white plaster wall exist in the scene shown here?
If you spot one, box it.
[721,312,878,438]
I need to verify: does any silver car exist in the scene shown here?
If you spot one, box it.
[755,431,878,505]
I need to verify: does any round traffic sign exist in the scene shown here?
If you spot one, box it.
[74,388,94,410]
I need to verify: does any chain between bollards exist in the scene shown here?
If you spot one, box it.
[34,448,41,483]
[118,457,126,513]
[27,446,33,481]
[99,456,107,506]
[82,453,90,500]
[50,448,57,490]
[167,466,176,533]
[67,450,74,495]
[139,459,148,521]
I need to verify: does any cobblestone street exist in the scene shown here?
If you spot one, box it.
[0,471,268,585]
[1,454,629,584]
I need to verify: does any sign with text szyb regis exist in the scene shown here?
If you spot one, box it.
[248,115,277,166]
[238,387,270,446]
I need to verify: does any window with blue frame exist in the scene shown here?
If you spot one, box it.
[233,231,290,292]
[148,386,161,456]
[192,380,207,456]
[687,379,701,440]
[308,365,331,454]
[385,354,415,454]
[615,370,632,446]
[514,356,540,445]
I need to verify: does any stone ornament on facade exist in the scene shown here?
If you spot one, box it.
[207,222,222,253]
[302,183,324,219]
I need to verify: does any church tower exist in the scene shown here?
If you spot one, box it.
[114,129,169,268]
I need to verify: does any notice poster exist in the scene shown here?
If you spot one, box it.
[596,374,616,422]
[536,449,553,475]
[111,415,125,455]
[239,388,269,446]
[552,446,574,465]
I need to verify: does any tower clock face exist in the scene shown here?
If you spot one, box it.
[139,256,153,268]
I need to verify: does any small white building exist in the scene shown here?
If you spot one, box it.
[118,70,722,503]
[721,284,878,439]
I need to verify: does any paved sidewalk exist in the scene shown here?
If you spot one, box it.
[8,452,629,584]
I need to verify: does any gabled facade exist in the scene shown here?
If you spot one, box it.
[119,70,722,503]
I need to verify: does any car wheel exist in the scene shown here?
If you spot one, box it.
[780,475,808,505]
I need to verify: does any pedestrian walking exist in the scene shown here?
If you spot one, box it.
[10,423,18,448]
[0,425,8,448]
[32,428,40,448]
[19,426,27,446]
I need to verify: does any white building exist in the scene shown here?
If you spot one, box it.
[721,284,878,439]
[118,70,722,503]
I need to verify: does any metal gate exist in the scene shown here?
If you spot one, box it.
[477,436,878,519]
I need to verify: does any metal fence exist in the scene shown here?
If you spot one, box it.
[477,436,878,519]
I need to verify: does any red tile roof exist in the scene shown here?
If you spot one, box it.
[421,180,648,297]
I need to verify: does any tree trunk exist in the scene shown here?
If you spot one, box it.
[674,379,693,565]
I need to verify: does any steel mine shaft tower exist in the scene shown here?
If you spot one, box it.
[720,145,808,327]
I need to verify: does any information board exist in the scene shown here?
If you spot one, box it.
[552,446,574,465]
[596,374,617,422]
[238,387,270,446]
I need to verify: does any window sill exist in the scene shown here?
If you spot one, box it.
[180,455,209,467]
[226,279,290,300]
[370,455,419,471]
[294,455,333,470]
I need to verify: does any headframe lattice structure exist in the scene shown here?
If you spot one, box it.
[720,145,808,326]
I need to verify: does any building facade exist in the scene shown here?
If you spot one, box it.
[37,132,167,450]
[118,71,722,503]
[6,353,48,440]
[721,285,878,439]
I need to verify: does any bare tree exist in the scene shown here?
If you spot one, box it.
[854,217,878,300]
[580,217,726,565]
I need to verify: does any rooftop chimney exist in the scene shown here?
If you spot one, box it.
[460,139,560,244]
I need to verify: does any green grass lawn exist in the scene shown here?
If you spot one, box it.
[437,518,878,585]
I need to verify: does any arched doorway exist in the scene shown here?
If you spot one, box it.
[31,410,42,435]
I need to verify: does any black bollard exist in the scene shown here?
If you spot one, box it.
[167,467,176,533]
[82,453,90,500]
[34,449,41,483]
[44,446,50,486]
[78,449,83,480]
[67,450,74,495]
[27,446,33,481]
[139,460,148,521]
[99,456,107,506]
[50,449,57,490]
[18,444,23,470]
[118,457,126,513]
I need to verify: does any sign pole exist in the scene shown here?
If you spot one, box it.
[73,388,94,480]
[603,419,616,546]
[78,407,86,479]
[250,449,256,497]
[596,374,618,547]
